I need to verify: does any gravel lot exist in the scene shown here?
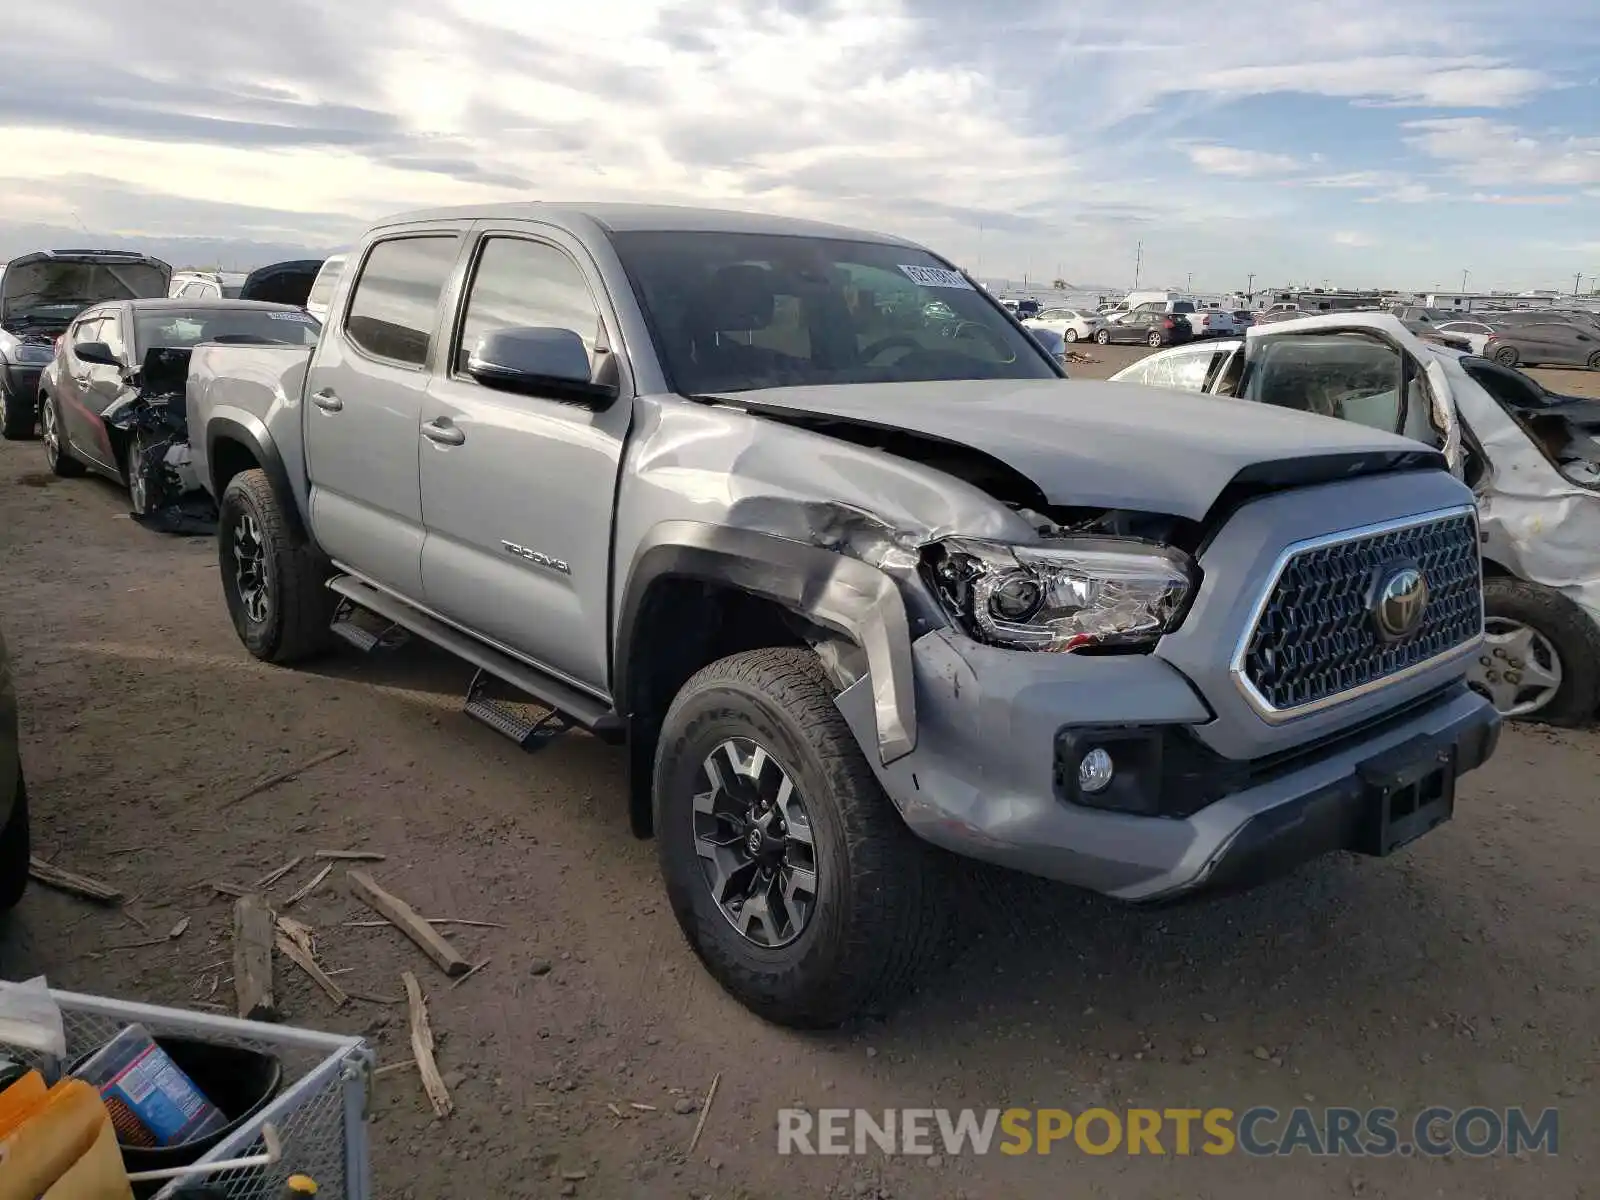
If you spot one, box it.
[2,352,1597,1199]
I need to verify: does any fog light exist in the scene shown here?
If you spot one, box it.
[1078,748,1114,794]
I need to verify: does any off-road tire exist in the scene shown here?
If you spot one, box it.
[218,468,337,664]
[1094,329,1111,345]
[0,387,34,440]
[41,394,84,477]
[0,767,30,914]
[1481,578,1600,726]
[655,647,951,1028]
[1493,345,1520,367]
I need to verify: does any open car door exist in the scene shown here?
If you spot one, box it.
[1234,313,1464,475]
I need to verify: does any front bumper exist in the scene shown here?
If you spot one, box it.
[836,628,1500,902]
[0,363,43,405]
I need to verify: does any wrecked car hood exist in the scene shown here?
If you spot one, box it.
[2,251,172,322]
[717,379,1440,520]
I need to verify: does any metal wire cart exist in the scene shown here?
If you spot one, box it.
[7,988,373,1200]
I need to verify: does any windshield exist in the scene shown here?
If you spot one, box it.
[3,260,167,320]
[134,307,321,352]
[608,230,1057,394]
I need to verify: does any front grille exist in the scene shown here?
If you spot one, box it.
[1240,510,1482,714]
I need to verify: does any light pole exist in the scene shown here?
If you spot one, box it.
[1133,241,1143,290]
[1246,272,1255,303]
[1186,271,1193,293]
[1461,269,1469,294]
[1574,271,1584,298]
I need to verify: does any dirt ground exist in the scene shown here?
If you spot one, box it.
[2,352,1598,1199]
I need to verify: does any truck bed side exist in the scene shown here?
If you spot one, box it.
[186,343,314,520]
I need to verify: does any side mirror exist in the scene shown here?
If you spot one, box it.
[465,327,618,407]
[75,341,120,367]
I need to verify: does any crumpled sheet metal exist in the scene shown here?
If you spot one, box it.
[1447,359,1600,626]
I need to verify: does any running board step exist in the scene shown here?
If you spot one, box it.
[464,669,572,752]
[324,575,622,736]
[329,597,410,653]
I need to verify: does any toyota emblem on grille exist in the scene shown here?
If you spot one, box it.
[1373,565,1429,641]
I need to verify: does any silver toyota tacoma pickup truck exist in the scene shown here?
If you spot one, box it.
[187,204,1501,1026]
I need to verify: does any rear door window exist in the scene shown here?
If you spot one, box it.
[1241,332,1441,447]
[344,236,461,367]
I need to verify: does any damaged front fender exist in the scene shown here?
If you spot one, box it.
[616,521,920,763]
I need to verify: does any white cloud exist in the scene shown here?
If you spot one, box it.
[1183,144,1301,177]
[1403,117,1600,186]
[1190,56,1547,108]
[1332,230,1377,247]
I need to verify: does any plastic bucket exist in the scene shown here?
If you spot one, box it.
[70,1035,282,1196]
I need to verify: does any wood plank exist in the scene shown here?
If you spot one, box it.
[402,971,453,1117]
[232,894,278,1021]
[275,934,348,1008]
[313,850,387,862]
[28,858,123,904]
[347,871,470,976]
[254,856,305,889]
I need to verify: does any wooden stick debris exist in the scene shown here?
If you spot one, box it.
[105,936,169,951]
[275,916,317,958]
[448,958,492,990]
[224,746,349,807]
[275,934,348,1008]
[28,858,123,904]
[686,1072,721,1156]
[402,971,452,1117]
[281,864,333,910]
[254,857,305,889]
[339,928,505,934]
[232,894,278,1021]
[348,871,470,976]
[372,1059,415,1079]
[210,881,249,899]
[346,990,402,1006]
[168,917,190,939]
[313,850,387,862]
[122,908,154,936]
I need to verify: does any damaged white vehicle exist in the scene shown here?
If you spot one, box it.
[1114,313,1600,724]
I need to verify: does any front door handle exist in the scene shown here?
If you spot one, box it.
[421,419,465,446]
[312,389,343,412]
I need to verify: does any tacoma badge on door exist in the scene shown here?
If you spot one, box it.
[502,541,571,575]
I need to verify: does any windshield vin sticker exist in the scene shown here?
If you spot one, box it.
[898,265,974,290]
[268,311,316,322]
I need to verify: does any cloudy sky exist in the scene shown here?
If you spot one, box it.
[3,0,1598,292]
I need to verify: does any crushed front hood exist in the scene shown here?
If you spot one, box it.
[722,379,1444,520]
[2,251,172,321]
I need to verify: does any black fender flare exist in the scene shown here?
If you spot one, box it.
[206,415,309,541]
[613,520,918,764]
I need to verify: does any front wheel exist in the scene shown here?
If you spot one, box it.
[1586,351,1600,370]
[39,394,83,477]
[1148,331,1164,347]
[1063,328,1079,343]
[1094,329,1111,345]
[0,387,35,440]
[126,431,161,516]
[1468,578,1600,725]
[217,469,336,664]
[0,767,30,914]
[654,647,951,1028]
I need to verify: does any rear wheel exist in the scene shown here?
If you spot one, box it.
[217,469,336,663]
[0,386,34,440]
[1094,329,1111,345]
[1468,578,1600,725]
[1492,345,1520,367]
[655,647,951,1027]
[0,767,30,914]
[1147,331,1163,347]
[40,394,84,477]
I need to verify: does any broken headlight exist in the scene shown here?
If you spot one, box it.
[927,537,1194,652]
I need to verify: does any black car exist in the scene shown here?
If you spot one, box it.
[0,249,171,439]
[1093,310,1193,347]
[36,299,321,515]
[0,624,27,914]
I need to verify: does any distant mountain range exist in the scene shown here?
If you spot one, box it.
[0,219,338,271]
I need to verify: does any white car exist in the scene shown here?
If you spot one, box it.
[1434,320,1496,356]
[1023,307,1106,343]
[1183,307,1237,337]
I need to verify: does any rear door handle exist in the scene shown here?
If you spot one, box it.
[312,389,343,412]
[421,418,465,446]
